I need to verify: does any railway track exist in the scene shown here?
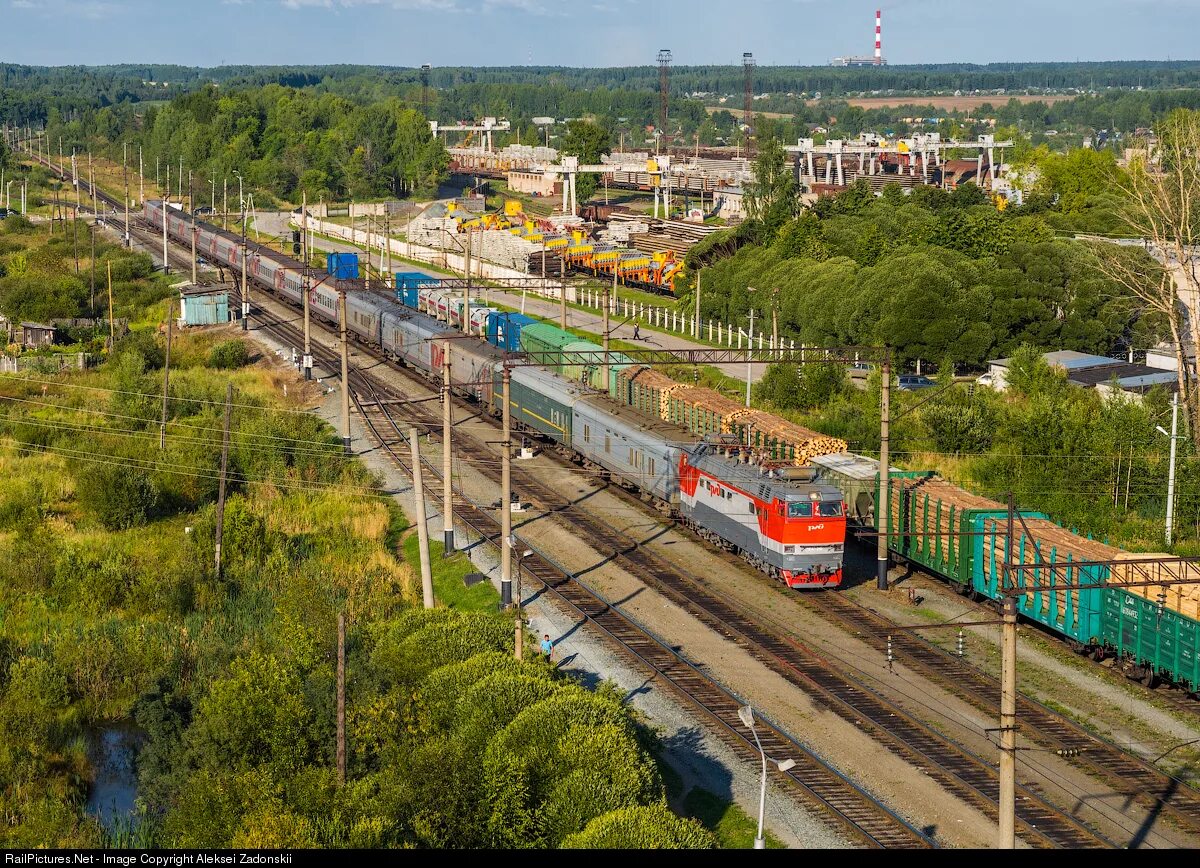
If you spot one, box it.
[800,587,1200,830]
[248,299,1108,848]
[341,342,933,850]
[38,153,1190,845]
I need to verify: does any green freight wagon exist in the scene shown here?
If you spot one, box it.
[1100,589,1200,691]
[585,351,635,395]
[876,472,1107,644]
[519,322,576,370]
[561,339,602,383]
[973,513,1108,645]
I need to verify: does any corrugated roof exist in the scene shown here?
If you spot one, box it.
[989,350,1121,371]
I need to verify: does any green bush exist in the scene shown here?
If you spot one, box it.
[207,340,249,370]
[562,804,715,849]
[72,463,159,530]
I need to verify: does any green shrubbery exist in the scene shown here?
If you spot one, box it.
[207,340,249,370]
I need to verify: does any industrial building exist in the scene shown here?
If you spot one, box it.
[831,9,887,66]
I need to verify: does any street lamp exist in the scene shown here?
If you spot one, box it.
[1156,391,1181,546]
[737,705,795,850]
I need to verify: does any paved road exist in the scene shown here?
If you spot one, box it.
[264,210,768,385]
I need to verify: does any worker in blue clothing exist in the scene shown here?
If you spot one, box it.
[540,633,554,661]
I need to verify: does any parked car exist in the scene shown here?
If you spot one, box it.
[847,361,876,380]
[898,374,935,391]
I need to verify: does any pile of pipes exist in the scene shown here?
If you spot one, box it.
[406,216,459,247]
[601,215,651,243]
[470,229,541,272]
[500,144,559,163]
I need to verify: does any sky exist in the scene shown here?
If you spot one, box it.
[3,0,1199,68]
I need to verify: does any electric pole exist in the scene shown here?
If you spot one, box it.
[190,172,197,285]
[160,302,173,449]
[500,367,513,610]
[694,269,702,339]
[745,306,755,407]
[214,383,233,579]
[339,289,351,453]
[336,611,346,787]
[161,185,169,274]
[442,341,454,555]
[877,351,891,590]
[302,270,313,380]
[1165,392,1180,546]
[411,426,435,609]
[998,494,1018,849]
[560,255,567,330]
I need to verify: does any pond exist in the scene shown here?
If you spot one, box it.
[85,724,144,833]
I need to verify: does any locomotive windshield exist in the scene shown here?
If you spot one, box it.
[787,502,812,518]
[817,501,842,517]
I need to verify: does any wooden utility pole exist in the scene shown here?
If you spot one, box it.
[500,367,513,611]
[160,302,174,449]
[336,611,346,786]
[106,261,115,347]
[89,221,96,318]
[214,383,233,579]
[877,351,891,590]
[222,177,227,231]
[138,146,144,204]
[411,426,435,609]
[442,341,454,555]
[998,494,1018,849]
[88,153,95,216]
[771,288,779,349]
[338,289,351,452]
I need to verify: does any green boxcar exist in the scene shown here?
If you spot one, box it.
[586,353,634,394]
[1101,589,1200,691]
[561,339,602,382]
[519,322,576,369]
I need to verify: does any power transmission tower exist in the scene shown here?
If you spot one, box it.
[657,49,672,140]
[743,52,756,131]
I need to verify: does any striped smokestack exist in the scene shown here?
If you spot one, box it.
[874,9,882,64]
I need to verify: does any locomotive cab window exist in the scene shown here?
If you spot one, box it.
[818,501,842,517]
[788,502,813,518]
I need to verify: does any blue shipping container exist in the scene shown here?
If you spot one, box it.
[396,271,438,289]
[487,312,537,353]
[327,252,359,280]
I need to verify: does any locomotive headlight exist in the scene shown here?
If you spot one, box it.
[809,491,821,502]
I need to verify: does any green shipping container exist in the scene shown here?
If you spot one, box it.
[1101,588,1200,691]
[519,322,576,369]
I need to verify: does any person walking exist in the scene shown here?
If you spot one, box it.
[632,323,641,341]
[540,633,554,662]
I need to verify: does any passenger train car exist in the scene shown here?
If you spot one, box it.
[144,200,847,588]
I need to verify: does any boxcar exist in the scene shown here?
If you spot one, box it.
[561,339,602,383]
[486,312,537,353]
[519,322,576,369]
[572,396,687,507]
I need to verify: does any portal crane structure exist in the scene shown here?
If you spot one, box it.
[540,154,680,218]
[786,133,1013,188]
[429,116,512,152]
